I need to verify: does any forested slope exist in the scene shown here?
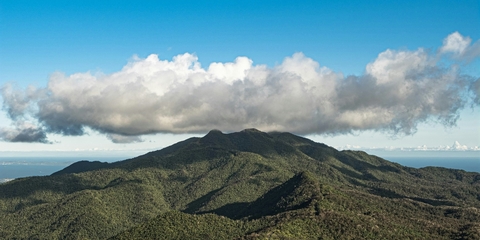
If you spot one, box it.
[0,129,478,239]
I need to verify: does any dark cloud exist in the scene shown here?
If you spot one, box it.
[471,78,480,106]
[106,134,143,144]
[0,122,50,143]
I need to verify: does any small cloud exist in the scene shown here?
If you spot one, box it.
[440,32,471,55]
[451,141,469,151]
[106,134,143,144]
[335,144,362,150]
[335,141,479,152]
[439,31,480,61]
[416,145,428,151]
[0,178,14,183]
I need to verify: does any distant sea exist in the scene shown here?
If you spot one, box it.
[0,156,479,184]
[0,157,122,183]
[386,157,480,173]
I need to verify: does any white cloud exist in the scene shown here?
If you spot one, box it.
[1,33,479,143]
[440,32,471,55]
[208,56,253,84]
[440,31,480,61]
[0,179,14,183]
[451,141,469,151]
[366,49,433,85]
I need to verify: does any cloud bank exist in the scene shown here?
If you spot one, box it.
[336,141,480,152]
[1,32,479,143]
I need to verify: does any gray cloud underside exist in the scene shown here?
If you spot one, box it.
[0,122,49,143]
[1,32,479,143]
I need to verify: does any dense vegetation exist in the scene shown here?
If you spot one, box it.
[0,129,479,239]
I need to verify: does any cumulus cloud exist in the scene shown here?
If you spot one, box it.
[440,32,471,55]
[439,31,480,61]
[1,32,479,143]
[451,141,469,151]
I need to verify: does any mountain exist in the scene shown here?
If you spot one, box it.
[51,160,111,175]
[0,129,479,239]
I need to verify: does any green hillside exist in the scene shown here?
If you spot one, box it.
[1,129,479,239]
[113,171,480,239]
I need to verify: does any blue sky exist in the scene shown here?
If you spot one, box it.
[0,0,479,159]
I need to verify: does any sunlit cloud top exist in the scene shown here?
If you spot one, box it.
[1,32,479,143]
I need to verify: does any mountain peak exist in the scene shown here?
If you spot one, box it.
[203,129,225,140]
[199,129,233,149]
[241,128,263,133]
[207,129,223,134]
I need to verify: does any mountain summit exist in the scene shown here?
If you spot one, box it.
[1,129,479,239]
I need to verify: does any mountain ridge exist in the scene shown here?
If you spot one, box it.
[1,129,479,239]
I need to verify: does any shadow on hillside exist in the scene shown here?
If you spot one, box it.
[183,188,223,214]
[332,166,370,181]
[368,186,457,207]
[410,197,457,206]
[200,202,251,219]
[368,187,405,199]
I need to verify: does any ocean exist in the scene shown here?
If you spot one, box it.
[0,156,479,183]
[0,157,122,183]
[385,157,480,173]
